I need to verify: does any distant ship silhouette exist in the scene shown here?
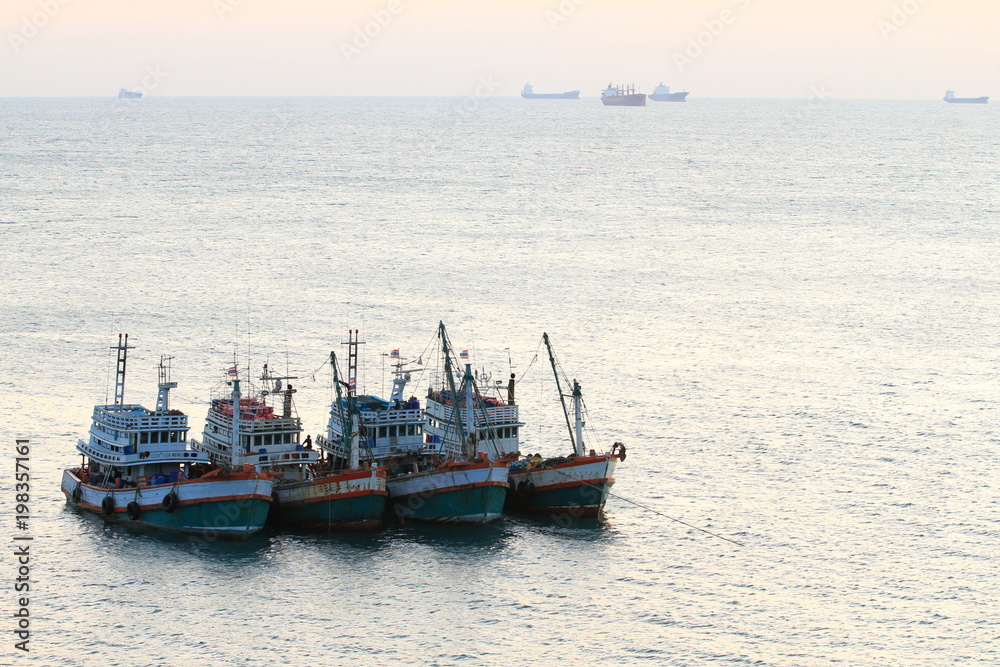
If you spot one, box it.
[943,90,988,104]
[521,84,580,100]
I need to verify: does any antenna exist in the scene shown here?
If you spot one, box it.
[261,362,298,418]
[156,355,176,413]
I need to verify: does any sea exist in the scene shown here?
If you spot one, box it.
[0,96,997,666]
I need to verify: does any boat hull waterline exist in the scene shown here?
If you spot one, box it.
[522,91,580,99]
[649,92,689,102]
[272,469,388,531]
[388,463,509,524]
[508,455,617,517]
[602,94,646,107]
[61,469,272,538]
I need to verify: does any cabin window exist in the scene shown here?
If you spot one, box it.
[379,426,387,438]
[253,435,262,447]
[416,425,423,435]
[389,425,397,437]
[511,427,518,438]
[140,432,148,444]
[130,434,137,446]
[264,434,273,446]
[407,425,415,436]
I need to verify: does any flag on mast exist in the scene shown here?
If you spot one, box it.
[459,350,469,360]
[227,366,238,377]
[390,349,400,359]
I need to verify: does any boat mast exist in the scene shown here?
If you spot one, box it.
[112,333,133,406]
[344,329,364,397]
[439,322,468,456]
[231,373,243,459]
[329,350,358,469]
[543,332,577,453]
[463,363,476,458]
[572,379,585,457]
[155,355,176,413]
[389,355,411,405]
[261,363,297,418]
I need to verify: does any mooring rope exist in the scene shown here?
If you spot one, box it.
[545,464,744,547]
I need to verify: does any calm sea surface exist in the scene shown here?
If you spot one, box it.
[1,97,998,666]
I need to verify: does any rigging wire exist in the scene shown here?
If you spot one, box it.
[525,333,740,546]
[103,320,115,406]
[515,336,545,385]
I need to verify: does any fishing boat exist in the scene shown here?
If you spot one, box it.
[60,335,272,539]
[505,333,624,517]
[601,83,646,106]
[648,83,689,102]
[191,360,386,531]
[943,90,988,104]
[422,357,522,464]
[521,83,580,99]
[320,326,509,525]
[118,86,142,99]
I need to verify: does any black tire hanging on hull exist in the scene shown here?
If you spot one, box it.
[162,492,178,513]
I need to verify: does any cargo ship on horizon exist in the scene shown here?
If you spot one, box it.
[521,84,580,99]
[649,83,689,102]
[944,90,988,104]
[601,83,645,106]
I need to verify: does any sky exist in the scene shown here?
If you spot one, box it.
[1,0,997,99]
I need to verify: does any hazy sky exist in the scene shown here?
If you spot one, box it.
[2,0,997,98]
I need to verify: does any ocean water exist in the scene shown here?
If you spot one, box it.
[1,96,998,666]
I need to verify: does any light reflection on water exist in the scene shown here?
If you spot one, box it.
[2,97,998,665]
